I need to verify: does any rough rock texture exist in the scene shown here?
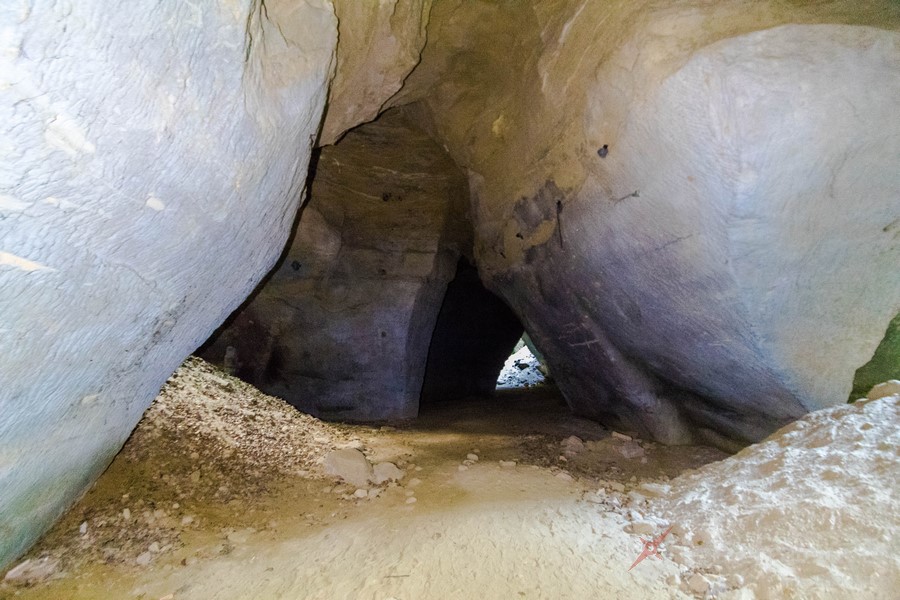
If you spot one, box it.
[650,392,900,599]
[389,0,900,446]
[2,558,59,587]
[0,0,336,571]
[0,357,351,581]
[4,0,900,575]
[202,109,471,420]
[320,0,432,144]
[372,461,406,485]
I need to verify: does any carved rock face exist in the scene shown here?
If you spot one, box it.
[389,1,900,446]
[0,0,336,569]
[552,23,900,444]
[2,0,899,573]
[201,109,472,420]
[321,0,431,144]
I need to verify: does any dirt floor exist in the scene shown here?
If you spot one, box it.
[0,358,751,599]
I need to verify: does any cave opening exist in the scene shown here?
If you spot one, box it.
[5,1,900,594]
[193,106,567,426]
[419,257,529,406]
[495,334,548,391]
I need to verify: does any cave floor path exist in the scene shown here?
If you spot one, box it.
[4,372,727,600]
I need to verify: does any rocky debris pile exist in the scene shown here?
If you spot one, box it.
[456,450,482,472]
[125,356,346,478]
[1,361,745,598]
[561,432,644,460]
[60,498,189,574]
[648,390,900,599]
[516,429,726,488]
[2,357,350,582]
[577,473,750,597]
[561,435,585,457]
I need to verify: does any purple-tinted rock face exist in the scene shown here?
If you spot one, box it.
[386,2,900,448]
[0,0,336,570]
[490,24,900,447]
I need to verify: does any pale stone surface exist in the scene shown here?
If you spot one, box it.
[390,0,900,446]
[688,573,710,594]
[4,0,900,575]
[568,21,900,443]
[0,0,336,571]
[321,0,431,144]
[652,395,900,599]
[638,483,671,498]
[625,521,657,536]
[324,449,374,488]
[2,558,59,585]
[867,380,900,401]
[372,462,406,485]
[561,436,585,457]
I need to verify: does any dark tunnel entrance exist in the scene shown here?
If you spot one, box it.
[193,108,556,423]
[419,258,530,405]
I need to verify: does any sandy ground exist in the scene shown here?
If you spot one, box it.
[1,358,728,599]
[3,360,896,599]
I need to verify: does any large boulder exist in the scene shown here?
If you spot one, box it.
[390,0,900,446]
[0,0,336,570]
[201,108,471,420]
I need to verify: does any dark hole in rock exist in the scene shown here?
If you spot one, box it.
[420,257,527,405]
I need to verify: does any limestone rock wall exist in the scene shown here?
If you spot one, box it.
[0,0,336,570]
[3,0,899,573]
[389,0,900,446]
[201,109,471,420]
[320,0,432,144]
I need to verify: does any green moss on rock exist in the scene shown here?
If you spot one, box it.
[850,312,900,401]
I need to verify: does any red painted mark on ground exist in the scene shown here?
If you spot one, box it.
[629,525,674,571]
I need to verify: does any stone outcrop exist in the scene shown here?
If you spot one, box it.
[202,109,471,420]
[0,0,337,571]
[388,0,900,446]
[321,0,432,144]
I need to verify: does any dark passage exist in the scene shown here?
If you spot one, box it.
[420,258,524,404]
